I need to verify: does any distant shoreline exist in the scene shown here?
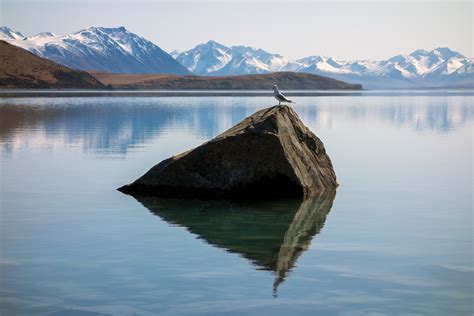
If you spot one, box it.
[88,72,363,91]
[1,89,472,98]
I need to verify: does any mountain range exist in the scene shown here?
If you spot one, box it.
[0,26,190,75]
[174,42,473,88]
[0,40,104,89]
[1,26,472,88]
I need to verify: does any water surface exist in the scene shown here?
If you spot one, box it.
[0,93,472,315]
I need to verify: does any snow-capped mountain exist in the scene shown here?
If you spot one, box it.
[1,25,471,88]
[0,26,25,40]
[176,41,473,88]
[293,48,473,88]
[175,40,232,75]
[169,50,180,59]
[175,41,288,76]
[0,26,190,75]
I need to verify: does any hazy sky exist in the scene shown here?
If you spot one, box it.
[1,0,472,60]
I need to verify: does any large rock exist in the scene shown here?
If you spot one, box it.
[118,105,338,198]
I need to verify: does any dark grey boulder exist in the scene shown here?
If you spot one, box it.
[118,105,338,198]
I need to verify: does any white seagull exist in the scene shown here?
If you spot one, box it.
[273,85,294,105]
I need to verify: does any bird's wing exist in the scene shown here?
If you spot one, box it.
[277,93,291,102]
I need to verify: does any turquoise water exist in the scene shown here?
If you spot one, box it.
[0,93,472,315]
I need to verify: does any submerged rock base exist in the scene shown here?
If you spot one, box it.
[118,105,338,198]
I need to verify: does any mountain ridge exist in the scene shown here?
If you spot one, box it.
[90,71,363,90]
[1,26,472,88]
[176,41,473,88]
[0,26,190,75]
[0,40,105,89]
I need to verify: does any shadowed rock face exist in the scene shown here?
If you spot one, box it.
[131,189,336,295]
[119,105,338,198]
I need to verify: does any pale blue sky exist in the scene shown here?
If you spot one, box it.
[1,0,472,60]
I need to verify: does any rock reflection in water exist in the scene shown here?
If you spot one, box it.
[129,189,336,296]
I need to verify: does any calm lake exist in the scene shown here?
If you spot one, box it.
[0,91,472,315]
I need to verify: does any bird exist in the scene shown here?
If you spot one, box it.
[273,85,294,105]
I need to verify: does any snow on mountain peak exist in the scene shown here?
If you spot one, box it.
[1,25,471,88]
[205,40,223,46]
[29,32,56,39]
[80,26,127,33]
[1,26,190,75]
[175,41,289,75]
[296,55,325,65]
[175,40,472,87]
[195,40,229,52]
[431,47,464,59]
[0,26,25,40]
[410,49,429,57]
[170,50,180,59]
[175,40,233,73]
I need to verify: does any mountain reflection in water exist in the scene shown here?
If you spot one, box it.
[129,189,336,296]
[0,95,471,156]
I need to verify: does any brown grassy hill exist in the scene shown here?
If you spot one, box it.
[0,40,105,89]
[91,71,363,90]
